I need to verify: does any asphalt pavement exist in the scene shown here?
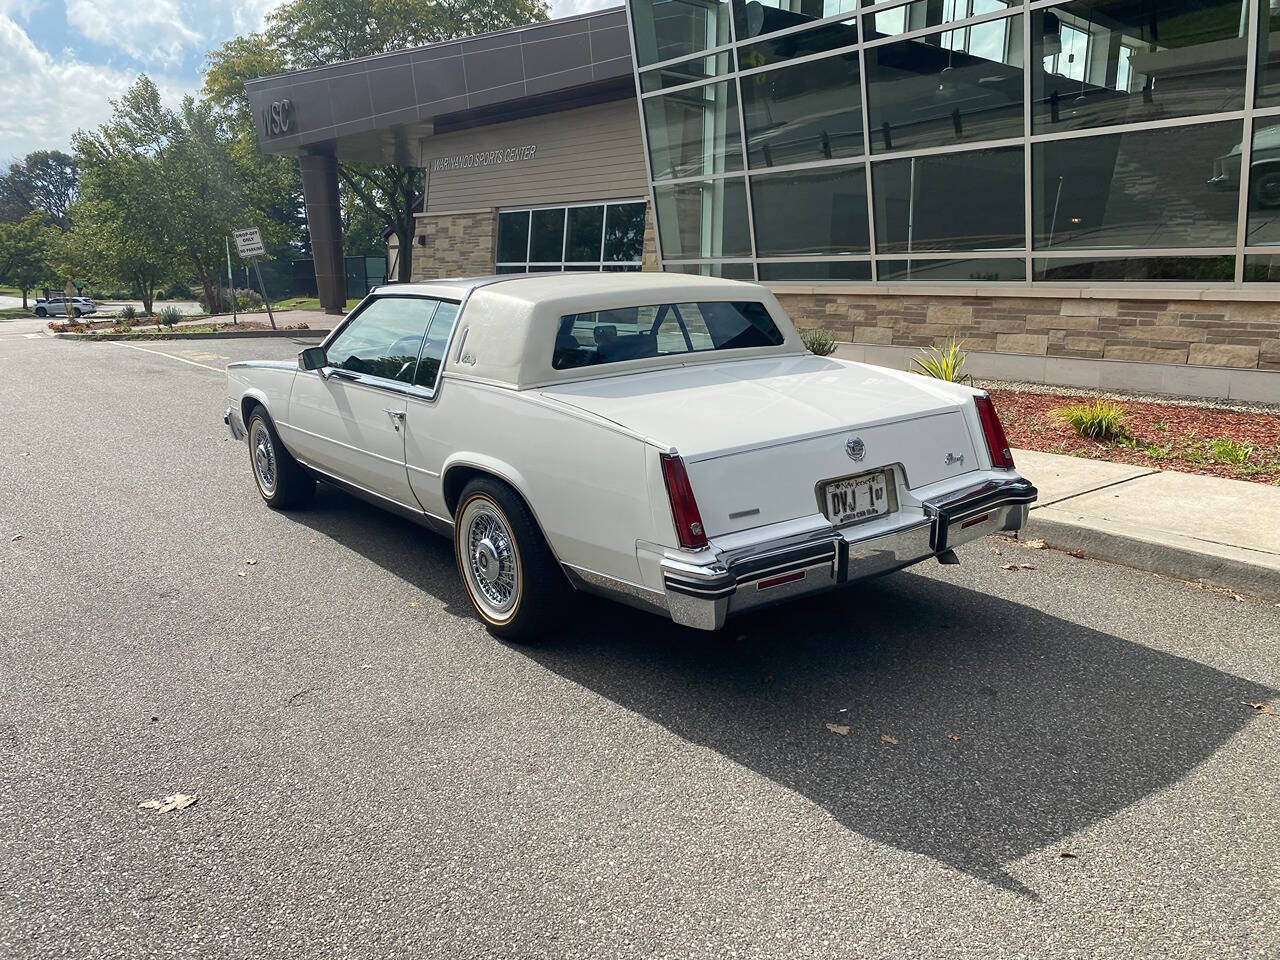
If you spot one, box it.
[1,318,1277,959]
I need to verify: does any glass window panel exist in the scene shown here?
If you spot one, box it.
[326,296,438,384]
[631,0,731,67]
[1243,254,1280,280]
[495,264,526,274]
[644,81,744,180]
[413,301,460,390]
[1033,121,1242,249]
[529,208,566,262]
[865,0,1018,40]
[873,146,1024,252]
[737,16,859,68]
[876,257,1026,280]
[751,164,869,255]
[865,14,1024,153]
[641,51,733,92]
[663,262,757,278]
[734,0,858,41]
[757,259,872,280]
[742,51,864,167]
[603,264,644,272]
[653,178,753,258]
[605,202,648,261]
[1260,3,1280,106]
[1034,256,1235,281]
[1245,118,1280,246]
[496,210,529,263]
[1032,0,1247,133]
[565,206,605,262]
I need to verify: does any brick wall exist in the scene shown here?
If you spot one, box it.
[642,205,659,272]
[774,293,1280,371]
[410,210,496,281]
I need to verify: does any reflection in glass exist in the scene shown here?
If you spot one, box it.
[663,261,758,278]
[631,0,731,67]
[873,146,1024,252]
[741,52,863,167]
[737,16,858,68]
[751,164,869,255]
[1034,256,1235,281]
[641,51,733,92]
[565,206,604,262]
[733,0,857,41]
[1033,121,1242,249]
[1032,0,1247,133]
[866,0,1018,39]
[653,178,753,258]
[530,208,566,262]
[1244,119,1280,246]
[1243,254,1280,280]
[644,81,743,180]
[865,14,1023,153]
[757,259,871,279]
[876,258,1026,281]
[496,211,529,263]
[605,202,648,261]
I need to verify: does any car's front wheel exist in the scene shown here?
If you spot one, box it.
[35,307,46,317]
[246,408,315,509]
[454,477,569,642]
[73,308,83,318]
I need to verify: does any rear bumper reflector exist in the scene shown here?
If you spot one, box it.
[757,570,806,591]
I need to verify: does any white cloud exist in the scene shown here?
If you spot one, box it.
[63,0,202,66]
[0,14,192,159]
[549,0,620,18]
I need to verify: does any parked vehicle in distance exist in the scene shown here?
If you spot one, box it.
[33,296,96,318]
[224,274,1036,641]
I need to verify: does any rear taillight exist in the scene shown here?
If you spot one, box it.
[975,394,1015,469]
[660,453,708,550]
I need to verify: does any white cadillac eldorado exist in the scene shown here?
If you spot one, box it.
[224,274,1036,640]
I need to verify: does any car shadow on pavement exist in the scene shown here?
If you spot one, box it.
[286,485,1273,898]
[518,575,1275,898]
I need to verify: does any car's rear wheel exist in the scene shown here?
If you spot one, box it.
[246,408,315,509]
[454,477,569,642]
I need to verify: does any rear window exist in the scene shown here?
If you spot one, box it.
[552,301,784,370]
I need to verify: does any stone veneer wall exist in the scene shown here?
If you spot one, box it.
[410,209,497,281]
[773,293,1280,371]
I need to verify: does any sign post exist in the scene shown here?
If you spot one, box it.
[232,227,276,330]
[224,235,237,325]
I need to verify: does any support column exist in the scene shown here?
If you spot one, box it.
[298,151,346,314]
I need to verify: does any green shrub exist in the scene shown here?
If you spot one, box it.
[1056,400,1127,441]
[157,306,183,329]
[1203,437,1254,465]
[800,327,838,356]
[119,304,137,323]
[911,337,969,382]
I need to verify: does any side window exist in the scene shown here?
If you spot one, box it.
[325,297,438,384]
[413,301,460,389]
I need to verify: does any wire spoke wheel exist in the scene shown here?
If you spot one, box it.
[459,497,521,621]
[250,419,278,496]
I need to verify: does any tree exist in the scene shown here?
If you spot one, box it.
[202,0,550,281]
[71,78,183,313]
[0,151,79,228]
[0,213,53,307]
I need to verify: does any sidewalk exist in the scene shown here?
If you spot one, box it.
[1013,448,1280,601]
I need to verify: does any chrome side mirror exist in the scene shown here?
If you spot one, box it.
[298,346,327,371]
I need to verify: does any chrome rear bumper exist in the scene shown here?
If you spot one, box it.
[659,475,1036,630]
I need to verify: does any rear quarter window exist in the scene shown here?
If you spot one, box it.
[552,301,784,370]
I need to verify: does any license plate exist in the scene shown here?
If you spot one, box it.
[823,470,892,526]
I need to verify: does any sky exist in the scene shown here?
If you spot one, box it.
[0,0,617,162]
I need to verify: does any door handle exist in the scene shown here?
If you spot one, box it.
[384,408,406,431]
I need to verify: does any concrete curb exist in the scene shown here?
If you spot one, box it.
[1023,509,1280,602]
[51,329,326,341]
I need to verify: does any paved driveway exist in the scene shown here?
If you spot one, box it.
[1,334,1277,959]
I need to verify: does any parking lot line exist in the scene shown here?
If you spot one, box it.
[108,341,223,373]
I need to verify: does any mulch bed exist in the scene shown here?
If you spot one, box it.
[989,390,1280,485]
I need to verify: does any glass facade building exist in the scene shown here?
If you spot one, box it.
[627,0,1280,285]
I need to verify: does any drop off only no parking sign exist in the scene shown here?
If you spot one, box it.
[233,227,266,259]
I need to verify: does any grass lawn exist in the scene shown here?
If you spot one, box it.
[272,296,363,312]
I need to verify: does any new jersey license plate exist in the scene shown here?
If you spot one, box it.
[823,469,892,526]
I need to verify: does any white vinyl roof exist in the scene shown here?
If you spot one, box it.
[432,273,807,389]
